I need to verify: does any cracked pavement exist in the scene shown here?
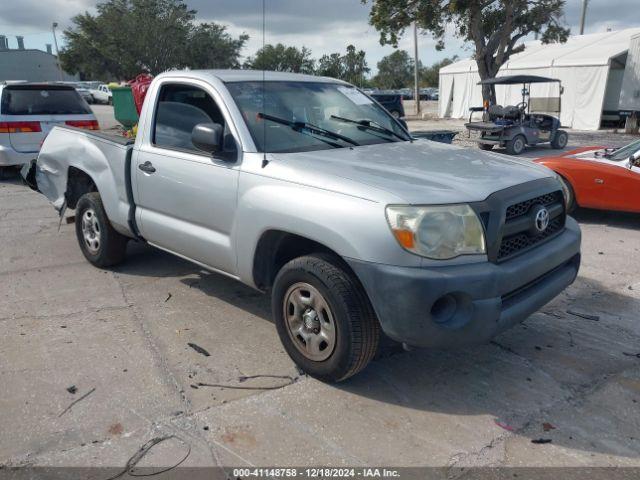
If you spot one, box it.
[1,167,639,473]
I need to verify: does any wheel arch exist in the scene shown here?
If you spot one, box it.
[65,166,98,209]
[541,162,582,207]
[252,230,357,291]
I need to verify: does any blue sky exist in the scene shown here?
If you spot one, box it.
[0,0,637,74]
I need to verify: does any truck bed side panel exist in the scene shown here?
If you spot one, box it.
[35,127,134,236]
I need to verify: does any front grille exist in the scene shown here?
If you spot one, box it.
[505,191,561,220]
[496,190,565,262]
[498,217,563,260]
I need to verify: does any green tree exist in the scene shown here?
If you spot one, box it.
[60,0,248,80]
[373,50,413,90]
[316,53,345,79]
[316,45,370,86]
[420,56,458,87]
[185,23,249,70]
[244,44,315,74]
[364,0,569,102]
[342,45,370,86]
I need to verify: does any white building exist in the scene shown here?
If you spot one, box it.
[0,35,77,83]
[438,28,640,130]
[619,32,640,114]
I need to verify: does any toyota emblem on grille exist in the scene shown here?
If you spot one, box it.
[535,207,550,233]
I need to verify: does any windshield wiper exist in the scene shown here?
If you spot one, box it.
[330,115,410,142]
[257,113,360,147]
[602,147,619,159]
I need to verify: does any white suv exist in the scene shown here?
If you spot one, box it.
[0,83,98,177]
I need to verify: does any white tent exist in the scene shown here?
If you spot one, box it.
[439,28,640,130]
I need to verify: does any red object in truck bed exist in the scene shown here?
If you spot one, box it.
[128,74,153,114]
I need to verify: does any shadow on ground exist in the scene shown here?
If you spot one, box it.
[116,240,640,459]
[573,208,640,229]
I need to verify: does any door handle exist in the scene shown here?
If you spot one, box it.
[138,161,156,173]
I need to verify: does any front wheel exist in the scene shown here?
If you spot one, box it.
[75,192,128,267]
[558,174,577,213]
[505,134,526,155]
[551,130,568,149]
[272,255,380,382]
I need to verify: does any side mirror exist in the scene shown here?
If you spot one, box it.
[192,123,223,154]
[629,150,640,169]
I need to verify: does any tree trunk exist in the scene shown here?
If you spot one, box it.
[481,83,496,105]
[476,55,497,105]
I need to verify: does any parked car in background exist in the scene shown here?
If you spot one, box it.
[370,92,405,118]
[89,84,113,105]
[26,70,580,381]
[399,88,413,100]
[0,83,98,178]
[534,139,640,213]
[70,83,94,104]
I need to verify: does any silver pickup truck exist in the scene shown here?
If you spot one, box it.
[25,70,581,381]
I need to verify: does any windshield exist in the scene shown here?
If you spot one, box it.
[607,139,640,161]
[1,86,91,115]
[226,81,409,153]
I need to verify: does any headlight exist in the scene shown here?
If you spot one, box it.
[386,204,486,260]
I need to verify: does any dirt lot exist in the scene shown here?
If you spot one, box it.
[1,115,639,474]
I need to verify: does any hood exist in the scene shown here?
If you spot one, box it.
[269,140,554,204]
[563,147,604,161]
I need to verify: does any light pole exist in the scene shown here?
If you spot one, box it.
[579,0,589,35]
[51,22,64,81]
[413,21,421,117]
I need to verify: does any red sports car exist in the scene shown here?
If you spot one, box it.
[534,139,640,213]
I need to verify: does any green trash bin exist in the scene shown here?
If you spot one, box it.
[111,86,139,129]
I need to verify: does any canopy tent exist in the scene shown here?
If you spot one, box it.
[439,28,640,130]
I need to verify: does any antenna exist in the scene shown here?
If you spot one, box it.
[261,0,268,168]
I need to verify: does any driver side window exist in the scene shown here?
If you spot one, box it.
[152,84,226,153]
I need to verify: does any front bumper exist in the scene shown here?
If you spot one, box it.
[347,217,581,348]
[0,145,36,167]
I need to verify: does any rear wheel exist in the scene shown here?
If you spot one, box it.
[75,192,128,267]
[505,134,526,155]
[551,130,568,149]
[272,254,380,382]
[390,110,401,119]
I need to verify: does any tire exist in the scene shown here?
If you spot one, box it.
[0,167,10,180]
[272,254,380,382]
[551,130,568,149]
[505,134,526,155]
[558,174,577,213]
[108,97,113,106]
[478,143,494,151]
[390,110,401,119]
[75,192,128,267]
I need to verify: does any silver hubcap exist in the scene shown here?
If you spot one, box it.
[81,208,101,254]
[514,138,524,152]
[283,282,336,361]
[559,134,567,147]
